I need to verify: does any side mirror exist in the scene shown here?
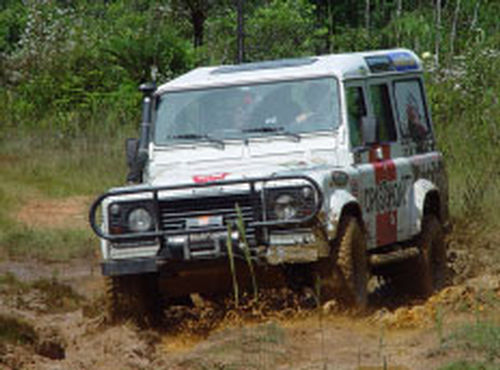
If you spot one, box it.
[361,117,377,145]
[125,138,139,169]
[139,83,156,97]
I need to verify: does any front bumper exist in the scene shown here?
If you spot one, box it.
[101,257,159,276]
[90,175,324,275]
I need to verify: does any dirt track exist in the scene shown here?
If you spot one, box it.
[0,198,499,369]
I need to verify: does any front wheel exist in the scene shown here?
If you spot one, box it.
[106,273,163,326]
[316,216,369,309]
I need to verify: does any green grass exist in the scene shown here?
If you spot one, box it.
[428,49,500,227]
[0,130,131,198]
[438,321,500,369]
[439,361,499,370]
[435,117,500,223]
[1,227,95,262]
[0,129,133,261]
[451,322,500,361]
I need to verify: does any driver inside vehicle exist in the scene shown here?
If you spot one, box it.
[293,81,332,129]
[250,84,301,128]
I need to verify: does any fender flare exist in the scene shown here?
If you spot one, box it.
[412,178,439,234]
[326,189,363,240]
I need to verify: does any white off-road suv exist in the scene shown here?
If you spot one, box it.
[90,49,449,323]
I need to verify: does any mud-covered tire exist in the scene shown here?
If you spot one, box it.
[318,216,369,308]
[391,214,447,297]
[106,273,163,326]
[411,214,447,296]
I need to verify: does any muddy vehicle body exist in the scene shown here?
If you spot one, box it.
[90,49,449,321]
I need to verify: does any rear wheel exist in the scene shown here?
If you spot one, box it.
[106,273,163,326]
[317,216,369,309]
[390,214,447,297]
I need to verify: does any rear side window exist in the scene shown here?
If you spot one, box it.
[369,84,397,143]
[346,86,367,148]
[393,79,430,139]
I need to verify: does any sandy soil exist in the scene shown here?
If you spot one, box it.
[1,198,499,370]
[15,196,91,230]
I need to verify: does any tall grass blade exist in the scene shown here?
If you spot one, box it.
[235,203,258,301]
[226,222,239,307]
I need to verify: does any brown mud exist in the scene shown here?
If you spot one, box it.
[0,198,499,369]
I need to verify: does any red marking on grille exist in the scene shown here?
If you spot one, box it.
[193,172,229,184]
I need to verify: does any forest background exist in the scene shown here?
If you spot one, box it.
[0,0,498,260]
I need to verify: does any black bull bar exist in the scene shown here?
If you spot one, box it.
[89,175,323,244]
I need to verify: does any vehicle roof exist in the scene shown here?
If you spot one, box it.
[156,48,422,94]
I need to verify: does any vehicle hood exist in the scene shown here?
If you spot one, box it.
[147,136,342,186]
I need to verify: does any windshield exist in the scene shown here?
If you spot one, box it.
[154,77,340,145]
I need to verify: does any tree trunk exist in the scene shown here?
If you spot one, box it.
[365,0,370,34]
[396,0,403,44]
[236,0,245,63]
[435,0,442,68]
[470,0,481,30]
[450,0,461,58]
[327,0,333,53]
[191,9,205,48]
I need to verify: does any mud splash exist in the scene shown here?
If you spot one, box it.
[162,288,315,340]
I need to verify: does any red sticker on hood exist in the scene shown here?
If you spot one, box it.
[193,172,229,183]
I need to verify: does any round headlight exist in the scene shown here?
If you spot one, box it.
[301,186,313,199]
[273,194,298,220]
[128,208,153,232]
[109,203,121,216]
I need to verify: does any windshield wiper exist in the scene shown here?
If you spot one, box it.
[167,133,225,149]
[242,126,300,142]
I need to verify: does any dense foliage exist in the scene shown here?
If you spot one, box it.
[0,0,497,131]
[0,0,498,220]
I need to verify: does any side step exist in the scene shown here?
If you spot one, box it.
[369,246,420,268]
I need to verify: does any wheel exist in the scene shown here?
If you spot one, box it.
[389,214,447,297]
[411,214,447,296]
[317,216,369,309]
[106,273,163,326]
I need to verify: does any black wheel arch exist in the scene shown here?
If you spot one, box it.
[423,190,441,221]
[337,202,365,238]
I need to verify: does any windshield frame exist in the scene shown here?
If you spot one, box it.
[152,75,341,147]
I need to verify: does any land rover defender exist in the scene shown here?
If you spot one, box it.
[89,49,449,323]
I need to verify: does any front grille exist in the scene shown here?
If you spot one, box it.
[158,193,261,246]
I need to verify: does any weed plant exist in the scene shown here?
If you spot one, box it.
[226,222,239,307]
[235,204,258,301]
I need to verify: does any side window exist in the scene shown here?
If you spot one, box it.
[369,84,397,143]
[346,86,367,148]
[394,79,429,140]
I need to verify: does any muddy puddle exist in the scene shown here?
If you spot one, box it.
[1,197,499,369]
